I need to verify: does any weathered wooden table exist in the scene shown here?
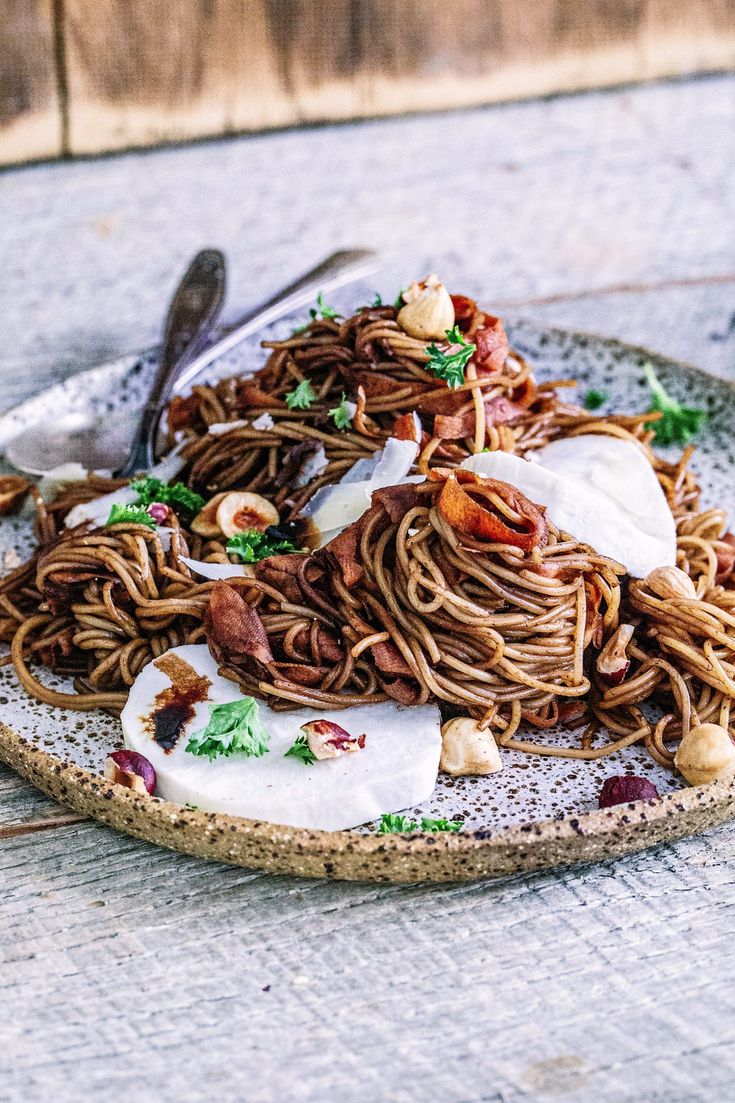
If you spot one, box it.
[2,75,735,1103]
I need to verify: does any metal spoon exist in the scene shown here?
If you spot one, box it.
[6,248,379,477]
[6,248,227,477]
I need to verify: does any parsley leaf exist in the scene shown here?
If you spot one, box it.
[185,697,270,761]
[425,326,476,389]
[371,292,383,307]
[644,364,707,446]
[311,291,339,321]
[583,389,608,411]
[420,817,464,833]
[285,379,317,410]
[131,477,205,522]
[105,504,157,529]
[227,529,299,563]
[328,393,354,431]
[284,734,317,766]
[394,288,406,308]
[291,291,340,335]
[377,813,464,834]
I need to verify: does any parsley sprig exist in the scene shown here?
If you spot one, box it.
[425,326,476,389]
[105,504,157,529]
[227,529,299,563]
[186,697,270,761]
[644,364,707,446]
[328,393,354,431]
[285,379,317,410]
[284,734,317,766]
[378,813,464,834]
[583,389,608,411]
[292,291,340,335]
[131,477,205,522]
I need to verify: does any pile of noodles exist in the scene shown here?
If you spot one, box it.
[167,295,653,519]
[203,473,632,758]
[2,289,735,769]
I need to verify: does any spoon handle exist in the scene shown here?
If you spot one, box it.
[118,249,226,477]
[169,248,380,397]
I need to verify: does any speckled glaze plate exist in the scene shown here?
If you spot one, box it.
[2,319,734,882]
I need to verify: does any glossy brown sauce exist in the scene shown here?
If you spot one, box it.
[142,654,212,753]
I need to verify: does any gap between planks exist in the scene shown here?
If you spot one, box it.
[0,811,87,839]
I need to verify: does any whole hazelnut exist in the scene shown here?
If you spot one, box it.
[674,723,735,786]
[397,274,455,341]
[440,717,502,776]
[645,565,697,600]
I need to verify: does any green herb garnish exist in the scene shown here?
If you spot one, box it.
[328,393,354,431]
[394,288,406,308]
[105,504,157,529]
[425,326,476,389]
[131,477,205,522]
[284,734,317,766]
[291,291,340,335]
[371,292,383,307]
[377,813,464,834]
[583,389,608,411]
[227,529,299,563]
[644,364,707,446]
[311,290,339,321]
[185,697,270,761]
[284,379,317,410]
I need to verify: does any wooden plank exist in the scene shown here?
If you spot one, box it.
[0,0,61,165]
[1,815,735,1101]
[0,764,81,833]
[60,0,735,156]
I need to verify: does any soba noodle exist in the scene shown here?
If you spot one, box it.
[1,288,732,772]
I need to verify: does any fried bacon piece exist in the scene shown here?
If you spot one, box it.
[433,470,548,550]
[205,582,273,671]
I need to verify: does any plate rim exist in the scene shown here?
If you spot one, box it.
[2,322,735,882]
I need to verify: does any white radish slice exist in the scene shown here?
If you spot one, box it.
[121,644,441,830]
[177,555,253,580]
[462,438,676,577]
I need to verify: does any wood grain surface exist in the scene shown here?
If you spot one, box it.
[2,75,735,1100]
[2,0,735,163]
[0,0,61,164]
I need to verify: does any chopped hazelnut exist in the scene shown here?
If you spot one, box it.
[596,623,634,686]
[216,492,279,538]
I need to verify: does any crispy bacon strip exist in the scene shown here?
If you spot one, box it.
[392,411,421,443]
[433,395,527,441]
[371,639,414,677]
[322,520,365,588]
[372,483,423,523]
[436,471,548,550]
[716,532,735,583]
[205,582,273,667]
[472,315,509,373]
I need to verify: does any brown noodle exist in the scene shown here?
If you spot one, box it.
[1,289,732,772]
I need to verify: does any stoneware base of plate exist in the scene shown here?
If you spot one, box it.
[2,723,733,883]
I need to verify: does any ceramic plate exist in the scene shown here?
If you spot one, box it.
[2,319,734,882]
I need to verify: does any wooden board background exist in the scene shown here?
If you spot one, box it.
[1,0,735,164]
